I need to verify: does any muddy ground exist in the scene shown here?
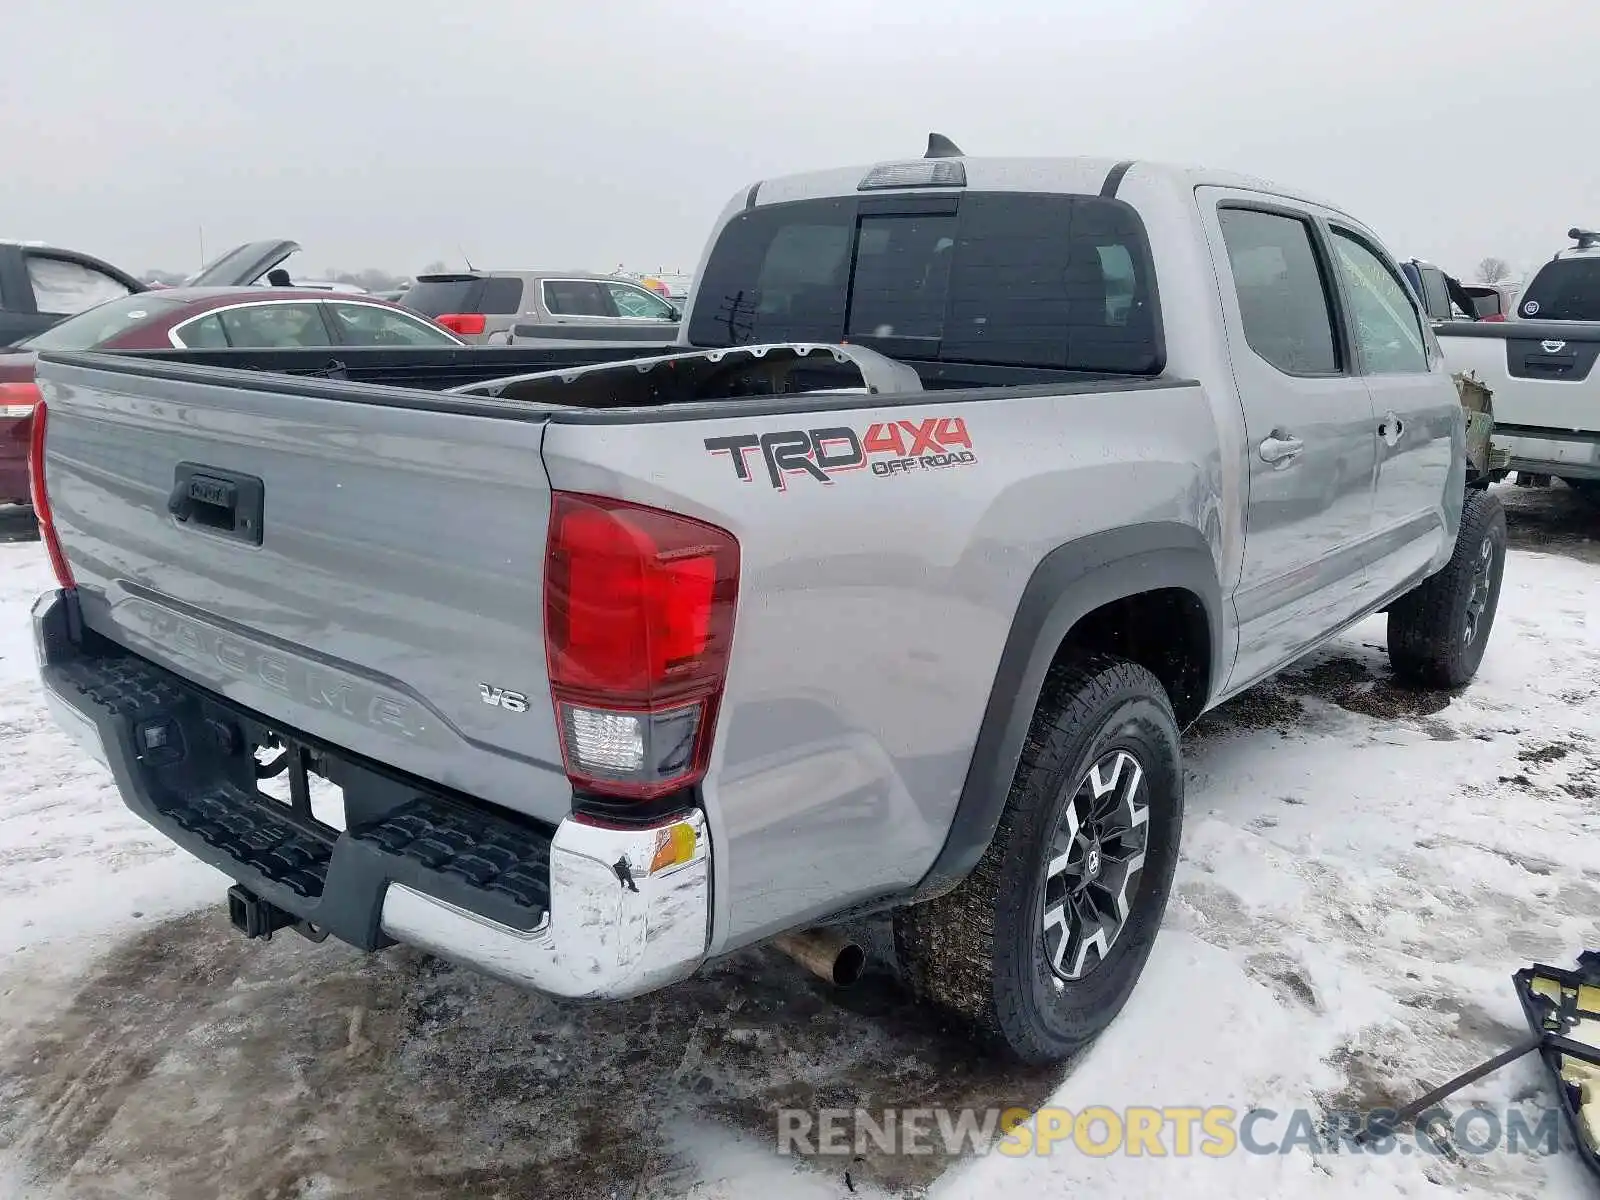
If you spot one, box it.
[0,483,1595,1199]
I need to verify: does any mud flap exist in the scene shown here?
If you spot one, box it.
[1515,952,1600,1183]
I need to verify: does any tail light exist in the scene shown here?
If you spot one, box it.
[27,400,75,589]
[0,379,39,419]
[544,491,739,800]
[435,313,487,336]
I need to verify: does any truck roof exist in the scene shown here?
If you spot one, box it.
[747,155,1347,216]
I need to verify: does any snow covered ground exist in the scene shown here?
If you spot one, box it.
[0,487,1597,1200]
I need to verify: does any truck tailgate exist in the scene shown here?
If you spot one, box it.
[1437,320,1600,432]
[36,354,572,825]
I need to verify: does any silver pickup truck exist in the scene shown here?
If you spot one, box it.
[29,144,1506,1064]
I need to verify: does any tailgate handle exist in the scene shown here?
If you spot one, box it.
[168,463,265,546]
[1524,355,1574,374]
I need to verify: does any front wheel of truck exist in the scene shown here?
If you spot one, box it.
[894,655,1183,1065]
[1386,488,1507,689]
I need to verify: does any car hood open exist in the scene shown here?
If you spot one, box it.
[182,240,301,288]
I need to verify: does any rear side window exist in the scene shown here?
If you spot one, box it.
[327,302,460,346]
[1518,258,1600,321]
[603,281,677,320]
[543,280,611,316]
[1216,208,1340,376]
[686,193,1162,373]
[480,277,524,314]
[25,253,133,316]
[217,303,332,348]
[175,314,229,348]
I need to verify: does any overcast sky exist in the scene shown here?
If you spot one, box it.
[2,0,1593,282]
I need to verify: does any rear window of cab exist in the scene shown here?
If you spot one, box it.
[686,191,1162,375]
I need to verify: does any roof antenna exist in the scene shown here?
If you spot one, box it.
[458,244,477,272]
[925,132,964,159]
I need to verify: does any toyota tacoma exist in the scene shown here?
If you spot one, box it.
[30,139,1506,1063]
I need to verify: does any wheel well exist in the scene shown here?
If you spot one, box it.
[1054,588,1211,726]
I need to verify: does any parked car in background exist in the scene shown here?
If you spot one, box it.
[1513,227,1600,322]
[0,239,148,348]
[1400,258,1503,321]
[0,289,462,506]
[1433,228,1600,498]
[400,269,681,344]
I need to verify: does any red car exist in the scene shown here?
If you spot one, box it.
[0,288,464,505]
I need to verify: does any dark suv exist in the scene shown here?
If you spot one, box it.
[0,240,148,348]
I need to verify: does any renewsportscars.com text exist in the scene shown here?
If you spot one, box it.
[776,1104,1566,1159]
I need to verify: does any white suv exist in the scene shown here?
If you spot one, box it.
[1515,227,1600,321]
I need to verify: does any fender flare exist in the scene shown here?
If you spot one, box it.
[913,522,1224,900]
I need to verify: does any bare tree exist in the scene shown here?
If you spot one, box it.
[1476,256,1512,285]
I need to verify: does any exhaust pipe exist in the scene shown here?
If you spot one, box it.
[771,928,866,987]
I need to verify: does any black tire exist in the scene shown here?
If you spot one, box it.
[1386,489,1507,689]
[893,655,1183,1064]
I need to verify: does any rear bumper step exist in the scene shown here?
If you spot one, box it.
[32,589,711,1000]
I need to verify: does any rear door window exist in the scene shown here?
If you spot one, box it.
[602,281,677,320]
[686,193,1162,373]
[216,302,333,348]
[1216,208,1341,376]
[1518,258,1600,321]
[543,280,611,317]
[25,253,134,316]
[173,314,229,348]
[326,302,460,346]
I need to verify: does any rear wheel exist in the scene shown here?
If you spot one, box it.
[1387,489,1507,688]
[894,655,1183,1064]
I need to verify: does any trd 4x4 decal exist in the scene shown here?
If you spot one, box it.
[705,417,976,490]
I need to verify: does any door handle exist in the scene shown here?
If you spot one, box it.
[1258,432,1305,466]
[1378,412,1405,446]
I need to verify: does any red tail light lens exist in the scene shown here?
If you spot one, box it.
[0,379,40,419]
[435,313,487,336]
[27,400,76,590]
[545,491,739,799]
